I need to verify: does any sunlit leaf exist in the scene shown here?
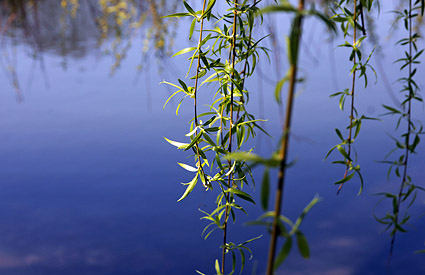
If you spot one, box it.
[164,137,189,149]
[178,163,198,172]
[177,174,198,201]
[172,47,197,57]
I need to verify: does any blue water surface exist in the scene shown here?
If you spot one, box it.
[0,1,424,274]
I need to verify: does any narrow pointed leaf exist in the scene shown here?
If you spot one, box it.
[177,174,198,202]
[261,169,270,210]
[296,232,310,258]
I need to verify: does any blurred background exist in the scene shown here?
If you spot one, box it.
[0,0,424,274]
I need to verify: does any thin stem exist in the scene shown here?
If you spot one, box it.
[337,0,358,195]
[236,0,260,122]
[193,0,208,186]
[389,0,413,260]
[222,1,238,273]
[193,0,208,127]
[265,0,304,274]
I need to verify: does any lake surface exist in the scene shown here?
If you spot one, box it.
[0,1,424,274]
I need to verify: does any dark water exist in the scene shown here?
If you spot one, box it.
[0,1,424,274]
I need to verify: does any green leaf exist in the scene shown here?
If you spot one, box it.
[178,163,198,172]
[291,195,320,234]
[175,97,185,116]
[172,47,197,57]
[202,0,216,19]
[203,133,216,146]
[161,12,191,19]
[184,131,203,151]
[335,128,344,141]
[337,145,351,160]
[225,152,280,167]
[239,249,245,274]
[178,79,190,94]
[334,172,355,185]
[274,237,292,270]
[275,73,290,104]
[353,119,362,139]
[261,169,270,211]
[296,232,310,258]
[177,174,198,201]
[186,126,199,137]
[225,152,262,162]
[160,80,184,90]
[202,116,216,127]
[200,34,212,48]
[325,144,338,159]
[261,4,297,15]
[163,90,181,110]
[226,188,255,204]
[353,168,364,196]
[164,137,189,149]
[382,104,401,114]
[215,259,222,275]
[189,18,196,40]
[231,251,236,274]
[183,1,197,17]
[190,70,207,79]
[235,119,268,127]
[288,14,302,65]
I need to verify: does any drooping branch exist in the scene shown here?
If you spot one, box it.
[337,0,358,195]
[222,1,238,272]
[266,0,305,273]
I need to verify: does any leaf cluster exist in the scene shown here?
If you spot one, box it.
[375,0,425,258]
[163,0,270,273]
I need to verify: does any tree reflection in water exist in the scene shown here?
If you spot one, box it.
[0,0,179,98]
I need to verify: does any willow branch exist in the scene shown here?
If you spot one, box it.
[266,0,305,274]
[389,0,413,259]
[193,0,209,186]
[337,0,358,195]
[222,1,238,273]
[236,0,260,122]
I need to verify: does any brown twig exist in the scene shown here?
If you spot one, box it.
[222,1,238,273]
[337,0,358,195]
[192,0,209,186]
[265,0,305,273]
[389,0,413,261]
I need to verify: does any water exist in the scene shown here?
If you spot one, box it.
[0,1,424,274]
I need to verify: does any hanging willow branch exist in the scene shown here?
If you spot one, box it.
[386,0,424,262]
[388,6,413,257]
[222,1,239,272]
[338,0,358,195]
[266,0,305,273]
[327,0,376,195]
[163,0,266,273]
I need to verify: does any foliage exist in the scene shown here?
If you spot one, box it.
[163,0,268,273]
[3,0,424,273]
[326,0,378,195]
[164,0,424,273]
[374,0,425,261]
